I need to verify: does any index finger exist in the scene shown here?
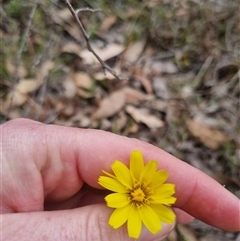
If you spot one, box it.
[77,129,240,232]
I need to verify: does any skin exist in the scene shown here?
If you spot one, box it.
[1,118,239,241]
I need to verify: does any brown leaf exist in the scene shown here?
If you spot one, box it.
[80,43,124,65]
[100,15,117,31]
[134,67,153,94]
[151,60,178,74]
[36,61,54,83]
[72,72,92,90]
[94,71,116,81]
[61,41,82,55]
[62,77,77,98]
[3,61,54,110]
[3,78,43,108]
[125,105,164,129]
[124,40,145,63]
[177,224,198,241]
[93,90,126,119]
[186,119,230,149]
[123,87,153,103]
[6,59,27,79]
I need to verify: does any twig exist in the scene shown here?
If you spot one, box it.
[191,55,214,88]
[5,2,37,120]
[63,0,123,81]
[75,7,101,14]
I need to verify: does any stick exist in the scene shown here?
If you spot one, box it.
[63,0,123,81]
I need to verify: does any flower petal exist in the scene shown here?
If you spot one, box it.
[111,161,134,189]
[130,150,144,181]
[98,176,127,193]
[148,170,169,189]
[153,183,176,196]
[109,205,131,229]
[140,160,158,184]
[102,170,116,179]
[128,206,142,239]
[151,196,177,205]
[150,204,176,224]
[150,183,176,205]
[140,204,162,234]
[105,193,130,208]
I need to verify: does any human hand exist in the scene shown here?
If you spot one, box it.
[1,118,239,241]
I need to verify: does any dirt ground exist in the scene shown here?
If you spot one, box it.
[1,0,240,240]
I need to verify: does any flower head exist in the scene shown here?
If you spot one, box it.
[98,150,177,239]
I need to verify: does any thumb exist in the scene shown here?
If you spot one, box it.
[3,204,175,241]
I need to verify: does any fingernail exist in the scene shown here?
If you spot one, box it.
[138,222,175,241]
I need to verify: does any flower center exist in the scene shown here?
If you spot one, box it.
[130,188,145,202]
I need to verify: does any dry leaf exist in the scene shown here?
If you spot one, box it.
[134,68,153,94]
[57,8,73,22]
[151,61,178,74]
[100,15,117,31]
[6,59,27,79]
[124,40,145,63]
[36,61,54,83]
[80,43,124,65]
[128,123,139,134]
[94,71,116,81]
[114,111,127,131]
[77,88,94,99]
[93,90,125,119]
[72,72,92,90]
[123,87,153,103]
[62,77,77,98]
[51,8,73,25]
[177,224,198,241]
[61,41,81,55]
[3,78,43,108]
[126,105,164,129]
[153,76,169,99]
[63,23,83,41]
[186,119,230,149]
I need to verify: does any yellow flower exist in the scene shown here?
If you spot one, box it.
[98,150,177,239]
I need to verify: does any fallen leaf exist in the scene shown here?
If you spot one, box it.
[114,111,127,131]
[52,8,73,24]
[6,59,27,79]
[94,71,116,81]
[3,78,44,108]
[36,61,54,83]
[80,43,124,65]
[186,119,230,149]
[152,76,170,99]
[61,41,81,55]
[127,123,139,133]
[77,88,94,99]
[122,87,153,103]
[62,77,77,98]
[72,72,92,90]
[124,40,145,63]
[93,90,126,119]
[125,105,164,129]
[177,224,198,241]
[63,23,83,41]
[100,15,117,31]
[151,61,178,74]
[134,67,153,94]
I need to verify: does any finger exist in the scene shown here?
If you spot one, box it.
[173,208,194,224]
[2,205,174,241]
[2,119,240,231]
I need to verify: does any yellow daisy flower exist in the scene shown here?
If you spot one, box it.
[98,150,177,239]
